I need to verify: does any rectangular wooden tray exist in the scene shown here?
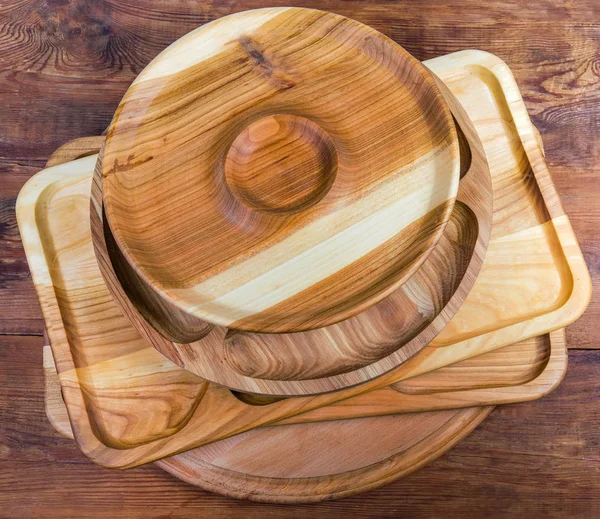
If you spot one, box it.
[43,328,566,437]
[18,50,590,468]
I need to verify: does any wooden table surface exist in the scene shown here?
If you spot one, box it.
[1,1,599,517]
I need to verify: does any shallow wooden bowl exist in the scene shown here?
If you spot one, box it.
[91,76,492,395]
[100,7,460,334]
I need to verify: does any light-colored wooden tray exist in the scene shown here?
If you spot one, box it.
[43,358,491,502]
[18,50,590,469]
[21,141,489,468]
[278,330,566,423]
[44,330,564,502]
[44,329,565,437]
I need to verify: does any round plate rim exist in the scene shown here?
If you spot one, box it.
[155,407,493,503]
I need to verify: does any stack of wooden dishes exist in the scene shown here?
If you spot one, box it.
[17,8,591,502]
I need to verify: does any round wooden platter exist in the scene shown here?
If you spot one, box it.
[91,72,493,395]
[100,7,461,335]
[156,407,492,502]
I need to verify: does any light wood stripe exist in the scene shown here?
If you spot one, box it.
[133,9,292,85]
[19,50,590,468]
[172,145,457,324]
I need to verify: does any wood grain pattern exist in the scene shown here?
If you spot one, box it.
[2,0,600,514]
[91,75,491,394]
[17,51,588,471]
[17,50,587,468]
[19,131,487,469]
[43,330,565,435]
[278,331,567,425]
[100,7,461,334]
[2,333,599,518]
[224,115,339,215]
[2,1,598,345]
[215,77,491,391]
[91,50,591,397]
[41,331,565,502]
[0,162,44,334]
[40,137,567,438]
[46,370,491,503]
[224,201,479,381]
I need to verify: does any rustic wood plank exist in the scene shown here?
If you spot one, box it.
[0,162,43,335]
[0,334,599,517]
[551,167,600,349]
[0,70,125,165]
[0,0,599,513]
[0,3,598,168]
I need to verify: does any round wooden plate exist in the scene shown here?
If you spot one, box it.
[100,7,460,334]
[91,75,492,395]
[156,407,493,502]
